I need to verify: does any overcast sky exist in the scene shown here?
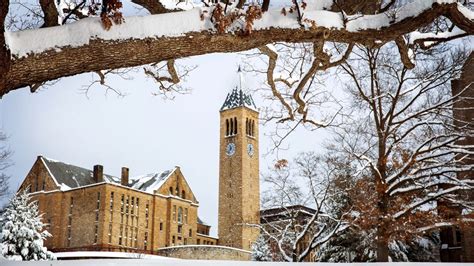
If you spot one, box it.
[0,51,329,236]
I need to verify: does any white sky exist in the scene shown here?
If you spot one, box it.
[0,52,327,236]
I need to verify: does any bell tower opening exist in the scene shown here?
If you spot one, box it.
[218,68,260,251]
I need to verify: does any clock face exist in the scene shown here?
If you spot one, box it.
[247,143,254,157]
[226,143,236,156]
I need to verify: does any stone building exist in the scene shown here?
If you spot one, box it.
[439,52,474,262]
[18,156,217,253]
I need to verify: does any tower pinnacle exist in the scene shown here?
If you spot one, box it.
[220,67,257,111]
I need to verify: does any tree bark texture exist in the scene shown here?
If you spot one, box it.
[1,2,472,96]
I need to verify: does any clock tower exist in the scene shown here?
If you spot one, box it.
[218,68,260,250]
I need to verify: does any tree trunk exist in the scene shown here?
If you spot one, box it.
[376,224,389,262]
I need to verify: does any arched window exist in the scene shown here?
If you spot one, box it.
[175,187,179,197]
[178,207,183,224]
[182,190,186,199]
[245,118,249,135]
[233,117,237,135]
[226,119,229,136]
[251,120,255,136]
[169,187,173,195]
[230,118,233,136]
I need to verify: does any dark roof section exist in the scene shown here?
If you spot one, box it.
[220,88,257,111]
[197,216,208,225]
[40,156,175,194]
[260,205,317,224]
[42,157,119,189]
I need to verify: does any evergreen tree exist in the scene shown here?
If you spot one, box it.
[251,235,272,261]
[0,189,55,261]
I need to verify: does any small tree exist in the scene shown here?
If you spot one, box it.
[251,235,272,261]
[0,189,55,261]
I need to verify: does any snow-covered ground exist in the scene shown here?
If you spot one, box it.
[2,258,474,266]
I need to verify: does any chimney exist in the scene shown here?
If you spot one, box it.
[121,167,129,186]
[93,165,104,183]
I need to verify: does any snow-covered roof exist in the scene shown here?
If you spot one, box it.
[129,170,176,193]
[220,88,257,112]
[40,156,175,193]
[220,67,257,112]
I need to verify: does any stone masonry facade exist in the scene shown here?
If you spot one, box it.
[19,156,217,253]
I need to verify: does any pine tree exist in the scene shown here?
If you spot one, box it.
[0,189,55,261]
[251,235,272,261]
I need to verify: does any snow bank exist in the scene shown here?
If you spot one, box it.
[54,251,178,260]
[2,259,474,266]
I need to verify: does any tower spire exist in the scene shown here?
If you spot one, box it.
[220,67,257,111]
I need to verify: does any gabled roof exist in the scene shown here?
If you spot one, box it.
[40,156,175,193]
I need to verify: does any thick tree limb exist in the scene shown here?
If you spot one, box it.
[131,0,181,14]
[39,0,59,27]
[395,36,415,69]
[1,1,473,96]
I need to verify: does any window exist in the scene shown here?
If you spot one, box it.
[67,227,72,247]
[226,119,229,136]
[178,207,183,224]
[121,194,124,213]
[160,222,163,231]
[233,117,237,135]
[42,177,46,191]
[108,223,112,244]
[94,224,99,244]
[119,226,123,245]
[178,224,182,234]
[131,197,134,215]
[125,227,128,246]
[184,238,187,245]
[184,208,188,224]
[169,187,173,195]
[172,235,175,245]
[110,192,114,211]
[144,232,148,250]
[97,192,101,208]
[189,229,192,237]
[246,118,249,135]
[173,205,177,221]
[182,190,186,199]
[197,239,200,245]
[126,196,129,214]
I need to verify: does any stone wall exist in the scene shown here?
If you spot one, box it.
[156,245,251,261]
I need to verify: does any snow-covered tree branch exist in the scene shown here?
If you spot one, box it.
[0,0,473,96]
